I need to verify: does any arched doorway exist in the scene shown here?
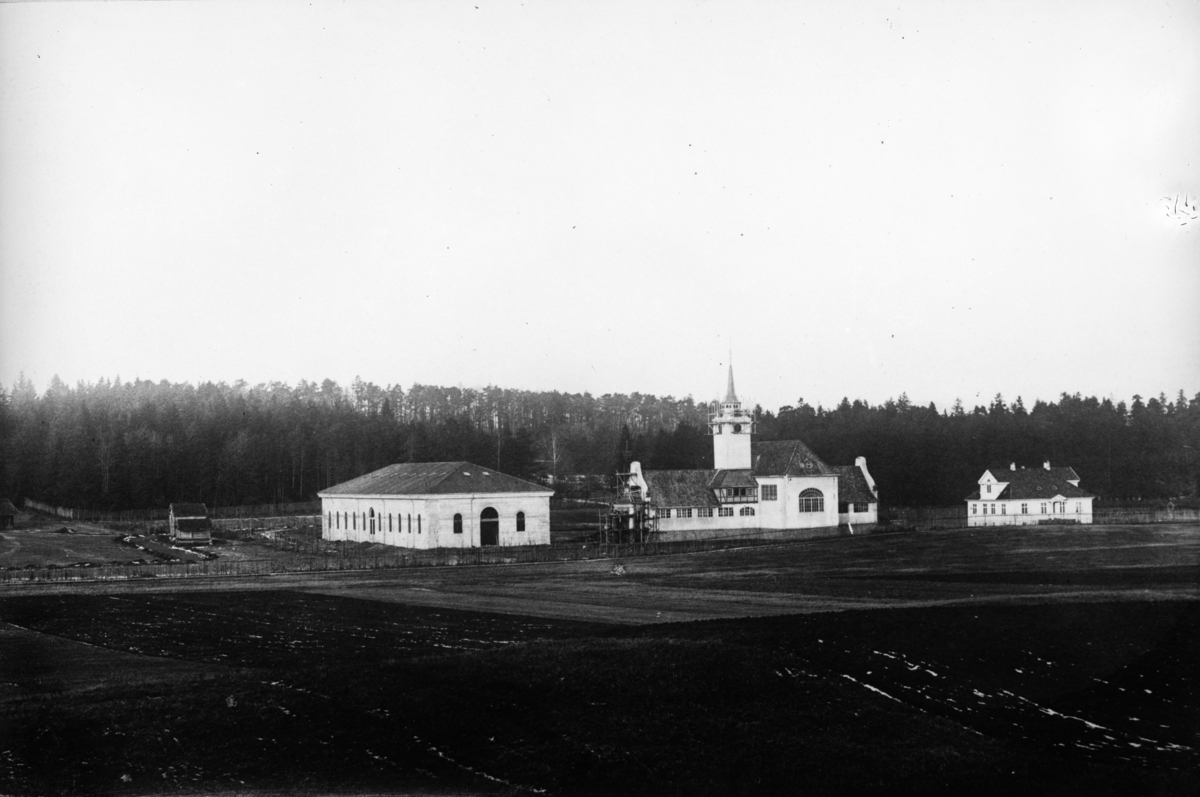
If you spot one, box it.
[480,507,499,546]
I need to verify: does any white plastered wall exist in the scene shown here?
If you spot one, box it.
[967,497,1093,527]
[320,492,551,548]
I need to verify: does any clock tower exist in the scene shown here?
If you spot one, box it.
[710,365,755,470]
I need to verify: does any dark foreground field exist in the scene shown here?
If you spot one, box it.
[1,525,1198,796]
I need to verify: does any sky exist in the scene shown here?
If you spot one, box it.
[1,0,1198,413]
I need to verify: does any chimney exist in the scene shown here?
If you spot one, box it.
[1010,462,1016,471]
[1043,460,1051,470]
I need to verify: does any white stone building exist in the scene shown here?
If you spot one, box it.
[611,367,879,541]
[319,461,553,548]
[966,462,1094,526]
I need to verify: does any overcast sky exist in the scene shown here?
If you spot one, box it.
[1,1,1197,412]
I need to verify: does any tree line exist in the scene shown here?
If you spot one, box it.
[1,374,1196,511]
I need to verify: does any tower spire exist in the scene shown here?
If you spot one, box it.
[724,363,738,404]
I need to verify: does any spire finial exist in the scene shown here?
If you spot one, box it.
[724,362,738,404]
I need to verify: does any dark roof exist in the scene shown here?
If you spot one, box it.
[967,467,1093,501]
[831,466,876,504]
[319,462,552,497]
[709,469,758,490]
[751,440,832,476]
[643,469,721,507]
[174,517,212,532]
[170,503,208,518]
[0,499,17,516]
[984,465,1080,483]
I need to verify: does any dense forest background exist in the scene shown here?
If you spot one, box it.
[2,374,1197,510]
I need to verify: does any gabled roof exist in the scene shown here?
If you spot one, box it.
[319,462,552,497]
[983,466,1080,483]
[709,469,758,490]
[170,503,208,518]
[831,466,876,504]
[0,499,17,516]
[966,467,1093,501]
[643,469,721,507]
[174,517,212,532]
[752,440,832,477]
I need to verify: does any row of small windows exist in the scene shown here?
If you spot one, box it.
[838,502,871,513]
[329,509,527,534]
[659,506,757,518]
[657,489,830,518]
[971,502,1083,515]
[330,510,423,534]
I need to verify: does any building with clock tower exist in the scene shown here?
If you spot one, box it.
[607,365,879,542]
[710,366,754,470]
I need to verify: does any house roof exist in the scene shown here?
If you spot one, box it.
[174,517,212,532]
[709,469,758,490]
[984,466,1081,483]
[319,461,552,497]
[751,440,832,477]
[170,503,208,518]
[643,469,721,507]
[831,466,876,504]
[0,499,17,516]
[966,467,1093,501]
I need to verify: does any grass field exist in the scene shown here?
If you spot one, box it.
[1,524,1198,795]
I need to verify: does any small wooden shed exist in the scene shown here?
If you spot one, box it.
[0,499,17,529]
[169,503,212,544]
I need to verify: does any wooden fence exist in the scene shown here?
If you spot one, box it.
[0,535,791,585]
[21,498,321,523]
[881,505,1200,530]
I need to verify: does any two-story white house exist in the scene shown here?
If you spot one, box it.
[965,462,1094,526]
[610,367,879,541]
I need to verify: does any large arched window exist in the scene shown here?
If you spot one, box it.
[740,506,755,516]
[799,488,824,513]
[516,511,526,532]
[453,513,463,534]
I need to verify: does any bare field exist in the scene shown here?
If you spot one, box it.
[1,524,1198,796]
[5,524,1195,624]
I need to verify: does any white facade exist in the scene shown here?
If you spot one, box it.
[710,367,755,470]
[966,463,1094,527]
[653,473,840,534]
[614,367,878,540]
[967,496,1094,526]
[319,462,552,549]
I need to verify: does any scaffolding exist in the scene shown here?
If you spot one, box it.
[598,470,659,544]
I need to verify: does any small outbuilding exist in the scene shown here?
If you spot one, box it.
[832,458,880,530]
[169,503,213,544]
[0,499,17,529]
[318,461,553,549]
